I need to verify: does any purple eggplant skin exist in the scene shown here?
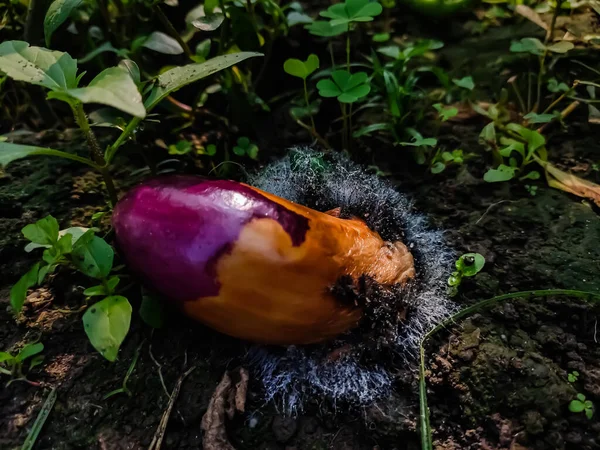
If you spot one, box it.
[112,175,309,302]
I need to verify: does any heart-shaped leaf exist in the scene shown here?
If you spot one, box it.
[0,41,77,91]
[144,52,262,111]
[44,0,83,46]
[283,54,319,80]
[83,296,132,361]
[305,20,348,37]
[317,70,371,103]
[52,67,145,118]
[510,37,545,56]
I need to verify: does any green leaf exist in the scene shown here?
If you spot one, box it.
[373,33,390,42]
[321,0,382,25]
[139,293,164,328]
[0,352,14,363]
[195,39,211,60]
[25,226,88,252]
[585,408,594,419]
[192,13,225,31]
[118,60,140,86]
[305,21,347,37]
[433,103,459,121]
[547,40,574,53]
[144,52,262,112]
[316,78,342,97]
[107,276,120,292]
[377,45,400,59]
[484,164,516,182]
[233,145,246,156]
[287,11,313,27]
[456,253,485,277]
[205,144,217,156]
[352,122,389,137]
[29,355,44,370]
[521,170,541,180]
[53,67,145,118]
[0,41,77,91]
[283,54,319,80]
[142,31,184,55]
[168,140,193,155]
[84,285,108,296]
[569,399,585,413]
[0,141,94,169]
[510,37,545,56]
[506,123,545,154]
[237,136,250,148]
[83,296,132,362]
[577,393,586,401]
[431,162,446,174]
[10,263,40,313]
[71,231,114,279]
[523,112,556,124]
[317,70,371,103]
[44,0,83,46]
[16,342,44,362]
[479,122,496,147]
[22,215,59,245]
[548,78,569,93]
[452,76,475,91]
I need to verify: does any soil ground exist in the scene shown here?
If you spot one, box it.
[2,11,600,450]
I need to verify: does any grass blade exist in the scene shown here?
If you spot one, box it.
[21,387,57,450]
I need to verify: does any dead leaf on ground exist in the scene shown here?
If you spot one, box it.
[515,5,549,34]
[201,368,249,450]
[537,158,600,207]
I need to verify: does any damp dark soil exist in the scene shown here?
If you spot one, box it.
[1,120,599,450]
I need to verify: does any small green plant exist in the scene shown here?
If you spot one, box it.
[525,184,538,196]
[284,54,320,138]
[0,342,44,385]
[233,137,259,160]
[0,42,261,205]
[448,253,485,296]
[317,70,371,150]
[433,103,459,122]
[569,393,594,420]
[10,215,130,362]
[430,149,465,174]
[568,370,580,383]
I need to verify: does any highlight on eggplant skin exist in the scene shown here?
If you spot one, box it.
[112,175,416,345]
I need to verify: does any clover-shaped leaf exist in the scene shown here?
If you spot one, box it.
[283,54,320,80]
[305,20,348,37]
[320,0,383,26]
[233,137,259,159]
[510,37,545,56]
[316,70,371,103]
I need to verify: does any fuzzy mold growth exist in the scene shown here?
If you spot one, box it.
[245,148,456,413]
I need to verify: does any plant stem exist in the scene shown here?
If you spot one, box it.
[303,79,317,134]
[346,31,351,72]
[509,77,526,113]
[341,102,348,150]
[106,116,142,163]
[329,41,336,70]
[295,119,331,149]
[536,100,580,134]
[153,4,193,60]
[535,5,561,111]
[71,103,119,206]
[541,80,579,115]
